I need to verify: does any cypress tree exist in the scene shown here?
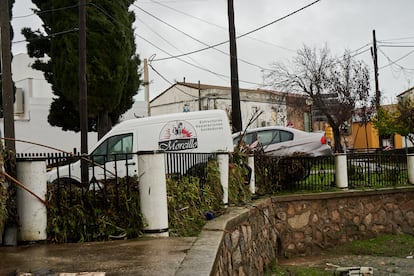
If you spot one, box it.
[22,0,141,138]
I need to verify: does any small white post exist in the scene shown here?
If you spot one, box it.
[407,154,414,184]
[217,153,229,206]
[248,154,255,194]
[335,153,348,189]
[17,160,47,242]
[138,151,169,237]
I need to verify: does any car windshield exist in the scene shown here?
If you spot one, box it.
[91,133,133,164]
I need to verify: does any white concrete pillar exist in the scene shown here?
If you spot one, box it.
[335,153,348,189]
[217,153,229,206]
[407,154,414,184]
[17,161,47,242]
[248,154,255,194]
[138,151,169,237]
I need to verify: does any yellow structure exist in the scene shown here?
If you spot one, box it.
[351,122,379,149]
[351,122,404,150]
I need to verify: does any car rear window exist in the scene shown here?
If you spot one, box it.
[258,130,279,145]
[280,130,293,142]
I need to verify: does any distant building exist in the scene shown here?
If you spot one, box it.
[397,86,414,101]
[150,82,313,131]
[0,53,146,153]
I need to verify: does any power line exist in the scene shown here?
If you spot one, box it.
[12,3,79,19]
[236,0,321,39]
[12,27,79,45]
[138,32,262,86]
[378,44,414,48]
[148,63,199,99]
[378,47,414,71]
[91,2,262,87]
[134,4,266,70]
[146,0,296,53]
[378,35,414,42]
[151,0,321,61]
[135,16,228,82]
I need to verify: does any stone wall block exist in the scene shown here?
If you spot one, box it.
[231,229,240,248]
[210,188,414,275]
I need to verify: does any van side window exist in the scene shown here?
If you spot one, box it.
[91,133,133,164]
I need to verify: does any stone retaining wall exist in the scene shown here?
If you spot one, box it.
[177,187,414,275]
[272,188,414,258]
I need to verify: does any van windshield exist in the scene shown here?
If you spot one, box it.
[91,133,133,164]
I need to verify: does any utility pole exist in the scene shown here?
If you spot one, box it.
[227,0,242,132]
[79,0,88,186]
[371,29,380,108]
[198,80,201,110]
[371,29,382,148]
[143,58,150,116]
[0,0,16,154]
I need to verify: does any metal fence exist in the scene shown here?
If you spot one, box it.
[16,151,411,199]
[254,152,409,193]
[254,154,335,193]
[164,152,216,178]
[17,152,218,204]
[347,153,408,188]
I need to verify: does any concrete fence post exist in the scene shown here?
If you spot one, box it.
[248,154,255,194]
[138,151,169,237]
[407,154,414,185]
[335,153,348,189]
[217,153,229,206]
[16,160,47,242]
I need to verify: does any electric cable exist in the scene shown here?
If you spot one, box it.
[151,0,321,61]
[134,4,266,70]
[12,27,79,45]
[12,3,80,19]
[90,2,263,86]
[146,0,296,53]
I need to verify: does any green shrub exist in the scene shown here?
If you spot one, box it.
[47,176,144,243]
[229,151,252,204]
[167,159,224,237]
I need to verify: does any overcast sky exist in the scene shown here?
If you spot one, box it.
[11,0,414,104]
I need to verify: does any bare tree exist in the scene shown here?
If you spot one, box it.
[266,45,372,153]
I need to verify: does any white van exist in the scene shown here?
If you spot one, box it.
[47,110,233,185]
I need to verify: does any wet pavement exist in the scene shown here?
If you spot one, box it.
[0,237,196,276]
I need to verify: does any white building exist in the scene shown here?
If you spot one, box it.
[1,53,146,154]
[150,82,293,131]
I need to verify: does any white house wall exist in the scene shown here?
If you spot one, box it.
[150,83,288,131]
[151,85,199,112]
[2,53,145,154]
[9,97,98,153]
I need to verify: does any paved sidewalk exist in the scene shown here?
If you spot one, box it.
[0,237,196,276]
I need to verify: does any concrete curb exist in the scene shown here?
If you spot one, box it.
[175,207,249,276]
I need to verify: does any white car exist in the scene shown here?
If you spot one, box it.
[233,126,332,157]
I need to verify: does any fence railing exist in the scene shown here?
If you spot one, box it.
[254,154,335,193]
[253,152,410,193]
[16,151,412,202]
[347,153,407,188]
[164,152,216,177]
[15,150,413,243]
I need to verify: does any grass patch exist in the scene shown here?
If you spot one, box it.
[327,234,414,257]
[265,234,414,275]
[265,263,331,276]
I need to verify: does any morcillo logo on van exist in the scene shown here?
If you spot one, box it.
[158,120,198,151]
